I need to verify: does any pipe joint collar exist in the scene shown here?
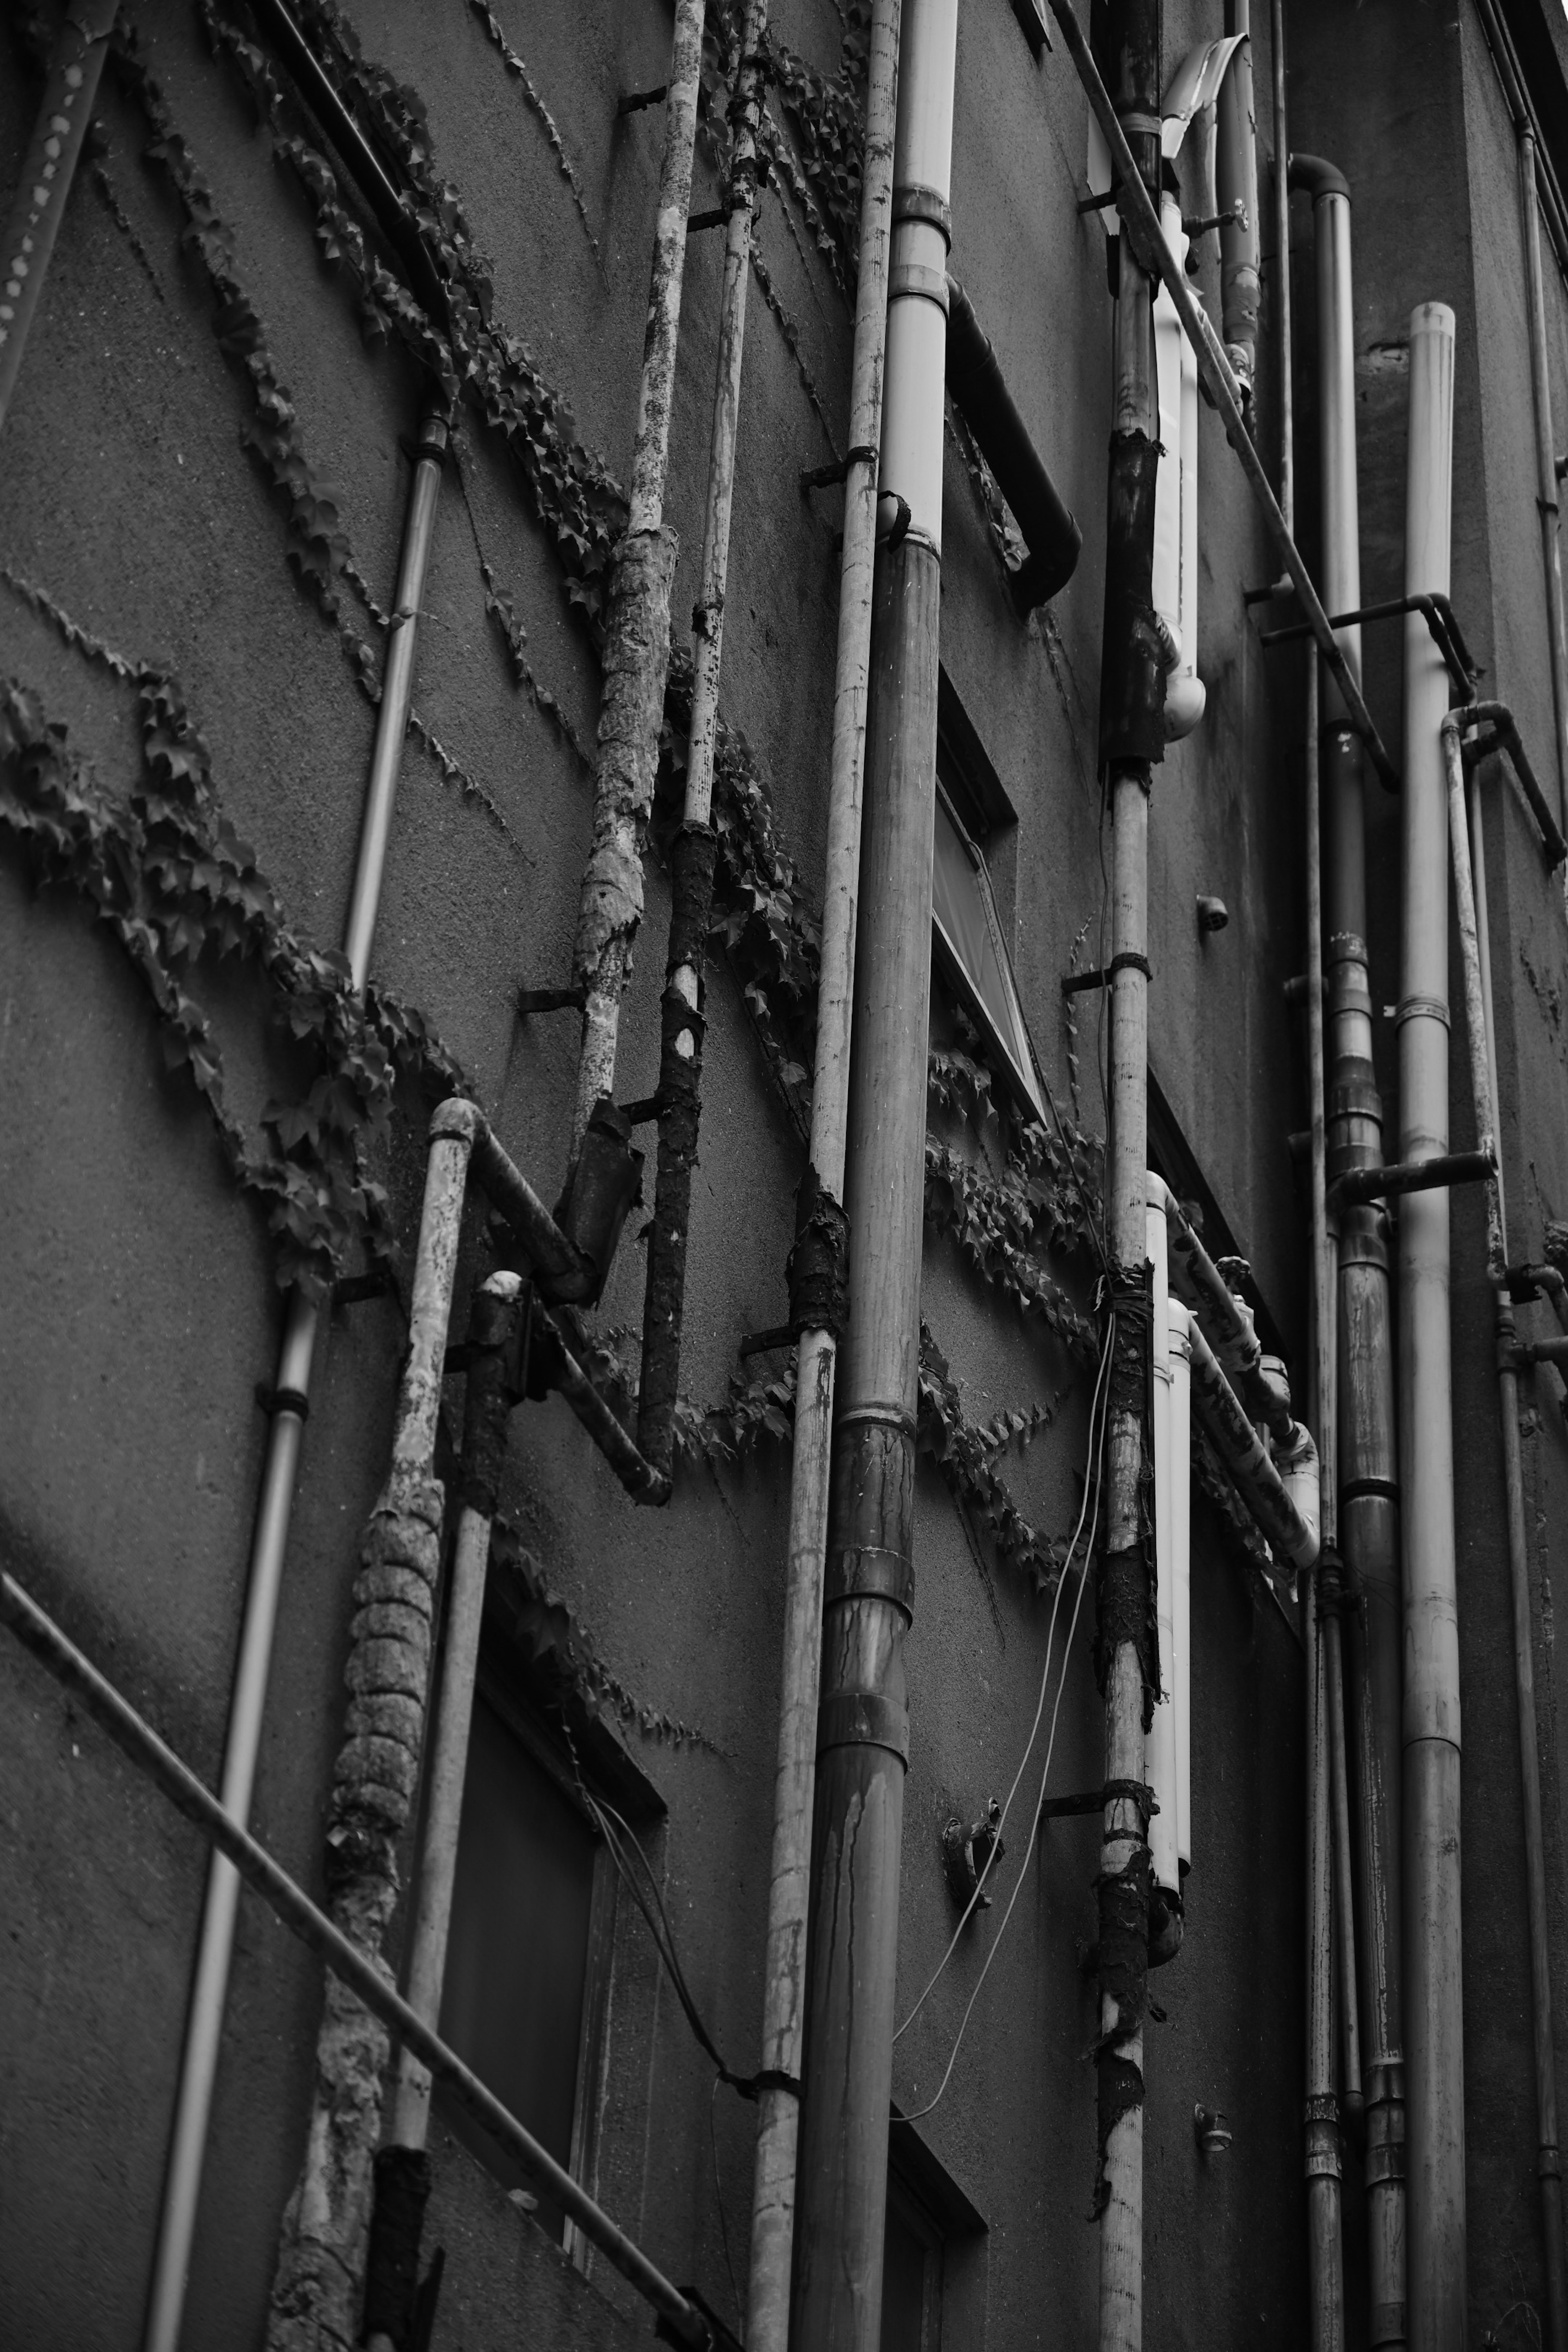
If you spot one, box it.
[892,182,953,244]
[826,1543,915,1616]
[431,1096,484,1147]
[889,259,950,313]
[817,1688,909,1766]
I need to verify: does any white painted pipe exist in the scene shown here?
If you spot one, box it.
[1399,298,1466,2352]
[877,0,957,553]
[1153,198,1205,739]
[1169,1301,1193,1873]
[1145,1193,1180,1904]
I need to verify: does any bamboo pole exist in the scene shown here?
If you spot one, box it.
[742,8,901,2343]
[788,3,951,2343]
[639,2,770,1474]
[571,0,706,1154]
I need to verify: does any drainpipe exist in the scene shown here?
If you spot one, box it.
[742,7,900,2345]
[943,274,1082,607]
[1169,1301,1193,1877]
[143,402,451,2352]
[1270,0,1292,530]
[1091,1,1164,2342]
[1400,302,1466,2352]
[1444,718,1568,2352]
[1215,0,1259,406]
[1153,200,1205,740]
[638,6,770,1477]
[1145,1194,1182,1961]
[787,1,949,2345]
[570,0,704,1153]
[1521,129,1568,823]
[0,0,118,439]
[1293,145,1406,2347]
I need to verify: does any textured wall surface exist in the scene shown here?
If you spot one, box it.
[14,0,1565,2345]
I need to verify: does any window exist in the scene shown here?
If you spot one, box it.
[932,673,1045,1127]
[426,1602,661,2254]
[880,2114,989,2352]
[434,1683,611,2241]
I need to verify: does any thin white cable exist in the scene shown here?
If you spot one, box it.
[897,1340,1112,2122]
[894,1309,1114,2045]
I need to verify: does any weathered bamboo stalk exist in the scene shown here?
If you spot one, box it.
[266,1108,474,2352]
[788,2,951,2342]
[639,1,771,1474]
[742,4,901,2343]
[572,0,706,1154]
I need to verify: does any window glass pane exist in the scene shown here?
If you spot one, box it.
[931,789,1045,1123]
[434,1693,597,2235]
[879,2195,929,2352]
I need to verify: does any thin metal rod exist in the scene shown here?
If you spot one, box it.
[145,411,450,2352]
[1045,0,1400,789]
[0,1570,713,2352]
[0,0,119,439]
[744,3,901,2343]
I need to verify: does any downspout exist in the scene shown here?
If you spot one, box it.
[638,7,771,1477]
[570,0,705,1153]
[1093,2,1164,2343]
[1293,146,1406,2348]
[788,0,952,2343]
[1400,302,1466,2352]
[1521,132,1568,833]
[1270,0,1292,531]
[1444,716,1568,2352]
[1145,1194,1182,1962]
[1169,1301,1193,1878]
[0,0,119,439]
[1215,0,1259,406]
[144,401,451,2352]
[943,274,1083,607]
[742,4,900,2343]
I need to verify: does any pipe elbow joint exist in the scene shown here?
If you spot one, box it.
[1274,1421,1321,1567]
[1163,674,1207,740]
[432,1095,486,1147]
[1287,152,1352,203]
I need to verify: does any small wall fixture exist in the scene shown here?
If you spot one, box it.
[1194,2103,1233,2155]
[1197,893,1229,933]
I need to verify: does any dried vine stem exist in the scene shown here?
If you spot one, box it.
[463,0,601,258]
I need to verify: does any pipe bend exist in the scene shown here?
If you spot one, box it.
[944,273,1082,606]
[1288,152,1352,203]
[431,1095,486,1145]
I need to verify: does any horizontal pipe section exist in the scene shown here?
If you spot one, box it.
[944,275,1082,606]
[1332,1148,1497,1210]
[0,1572,713,2351]
[536,1309,673,1505]
[1045,0,1399,787]
[434,1099,597,1301]
[1186,1321,1321,1568]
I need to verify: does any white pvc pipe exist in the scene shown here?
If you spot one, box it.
[878,0,957,552]
[1153,199,1205,739]
[1169,1301,1193,1873]
[1145,1192,1180,1902]
[1400,298,1467,2352]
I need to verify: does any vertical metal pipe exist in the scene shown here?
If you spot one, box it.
[743,4,901,2342]
[143,410,450,2352]
[0,0,119,439]
[1400,301,1466,2352]
[1091,6,1163,2339]
[388,1272,526,2155]
[638,4,770,1472]
[1448,740,1568,2352]
[571,0,705,1149]
[1305,650,1348,2346]
[1520,132,1568,831]
[1270,0,1293,531]
[788,5,950,2344]
[1145,1196,1181,1938]
[1216,0,1261,406]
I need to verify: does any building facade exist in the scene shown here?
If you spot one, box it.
[3,0,1568,2346]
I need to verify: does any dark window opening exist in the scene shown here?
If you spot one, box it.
[880,2112,989,2352]
[932,672,1043,1127]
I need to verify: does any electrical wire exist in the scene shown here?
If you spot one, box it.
[893,1303,1114,2045]
[895,1313,1114,2123]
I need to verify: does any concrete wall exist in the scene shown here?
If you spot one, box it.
[0,0,1435,2343]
